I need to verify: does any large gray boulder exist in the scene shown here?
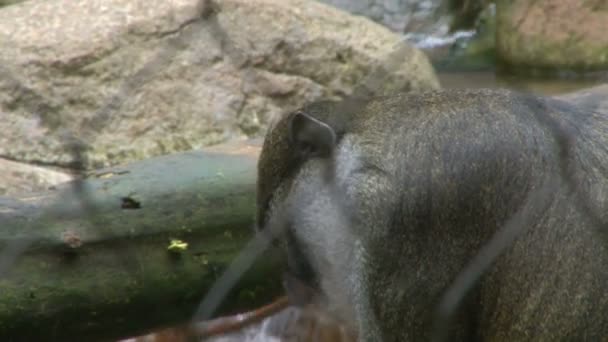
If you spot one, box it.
[0,0,439,176]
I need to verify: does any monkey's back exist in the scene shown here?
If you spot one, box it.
[345,89,608,340]
[257,88,608,341]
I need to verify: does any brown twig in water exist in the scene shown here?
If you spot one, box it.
[192,296,290,338]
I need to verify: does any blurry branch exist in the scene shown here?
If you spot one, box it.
[432,93,608,340]
[0,144,285,342]
[0,8,218,341]
[2,0,606,338]
[194,296,289,338]
[0,64,64,278]
[431,174,560,342]
[192,0,435,321]
[0,1,206,280]
[202,2,608,338]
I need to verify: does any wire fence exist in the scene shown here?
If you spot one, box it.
[1,0,606,341]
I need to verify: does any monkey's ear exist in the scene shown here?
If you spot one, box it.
[289,111,336,158]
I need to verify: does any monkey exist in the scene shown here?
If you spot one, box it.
[255,88,608,341]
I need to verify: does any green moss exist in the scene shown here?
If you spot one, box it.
[167,239,188,252]
[0,232,283,341]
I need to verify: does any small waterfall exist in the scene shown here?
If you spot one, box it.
[316,0,489,61]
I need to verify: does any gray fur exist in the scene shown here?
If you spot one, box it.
[256,89,608,341]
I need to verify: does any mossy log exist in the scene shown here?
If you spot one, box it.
[0,142,284,341]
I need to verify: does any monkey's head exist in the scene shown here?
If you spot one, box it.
[255,101,360,328]
[256,101,337,227]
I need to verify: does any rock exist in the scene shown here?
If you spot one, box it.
[496,0,608,76]
[0,0,439,170]
[556,84,608,115]
[5,80,607,199]
[0,158,73,197]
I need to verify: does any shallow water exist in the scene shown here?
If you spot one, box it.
[438,71,605,96]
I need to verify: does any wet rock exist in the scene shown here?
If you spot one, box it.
[556,84,608,115]
[0,158,73,197]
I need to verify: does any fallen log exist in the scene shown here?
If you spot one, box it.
[0,142,284,342]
